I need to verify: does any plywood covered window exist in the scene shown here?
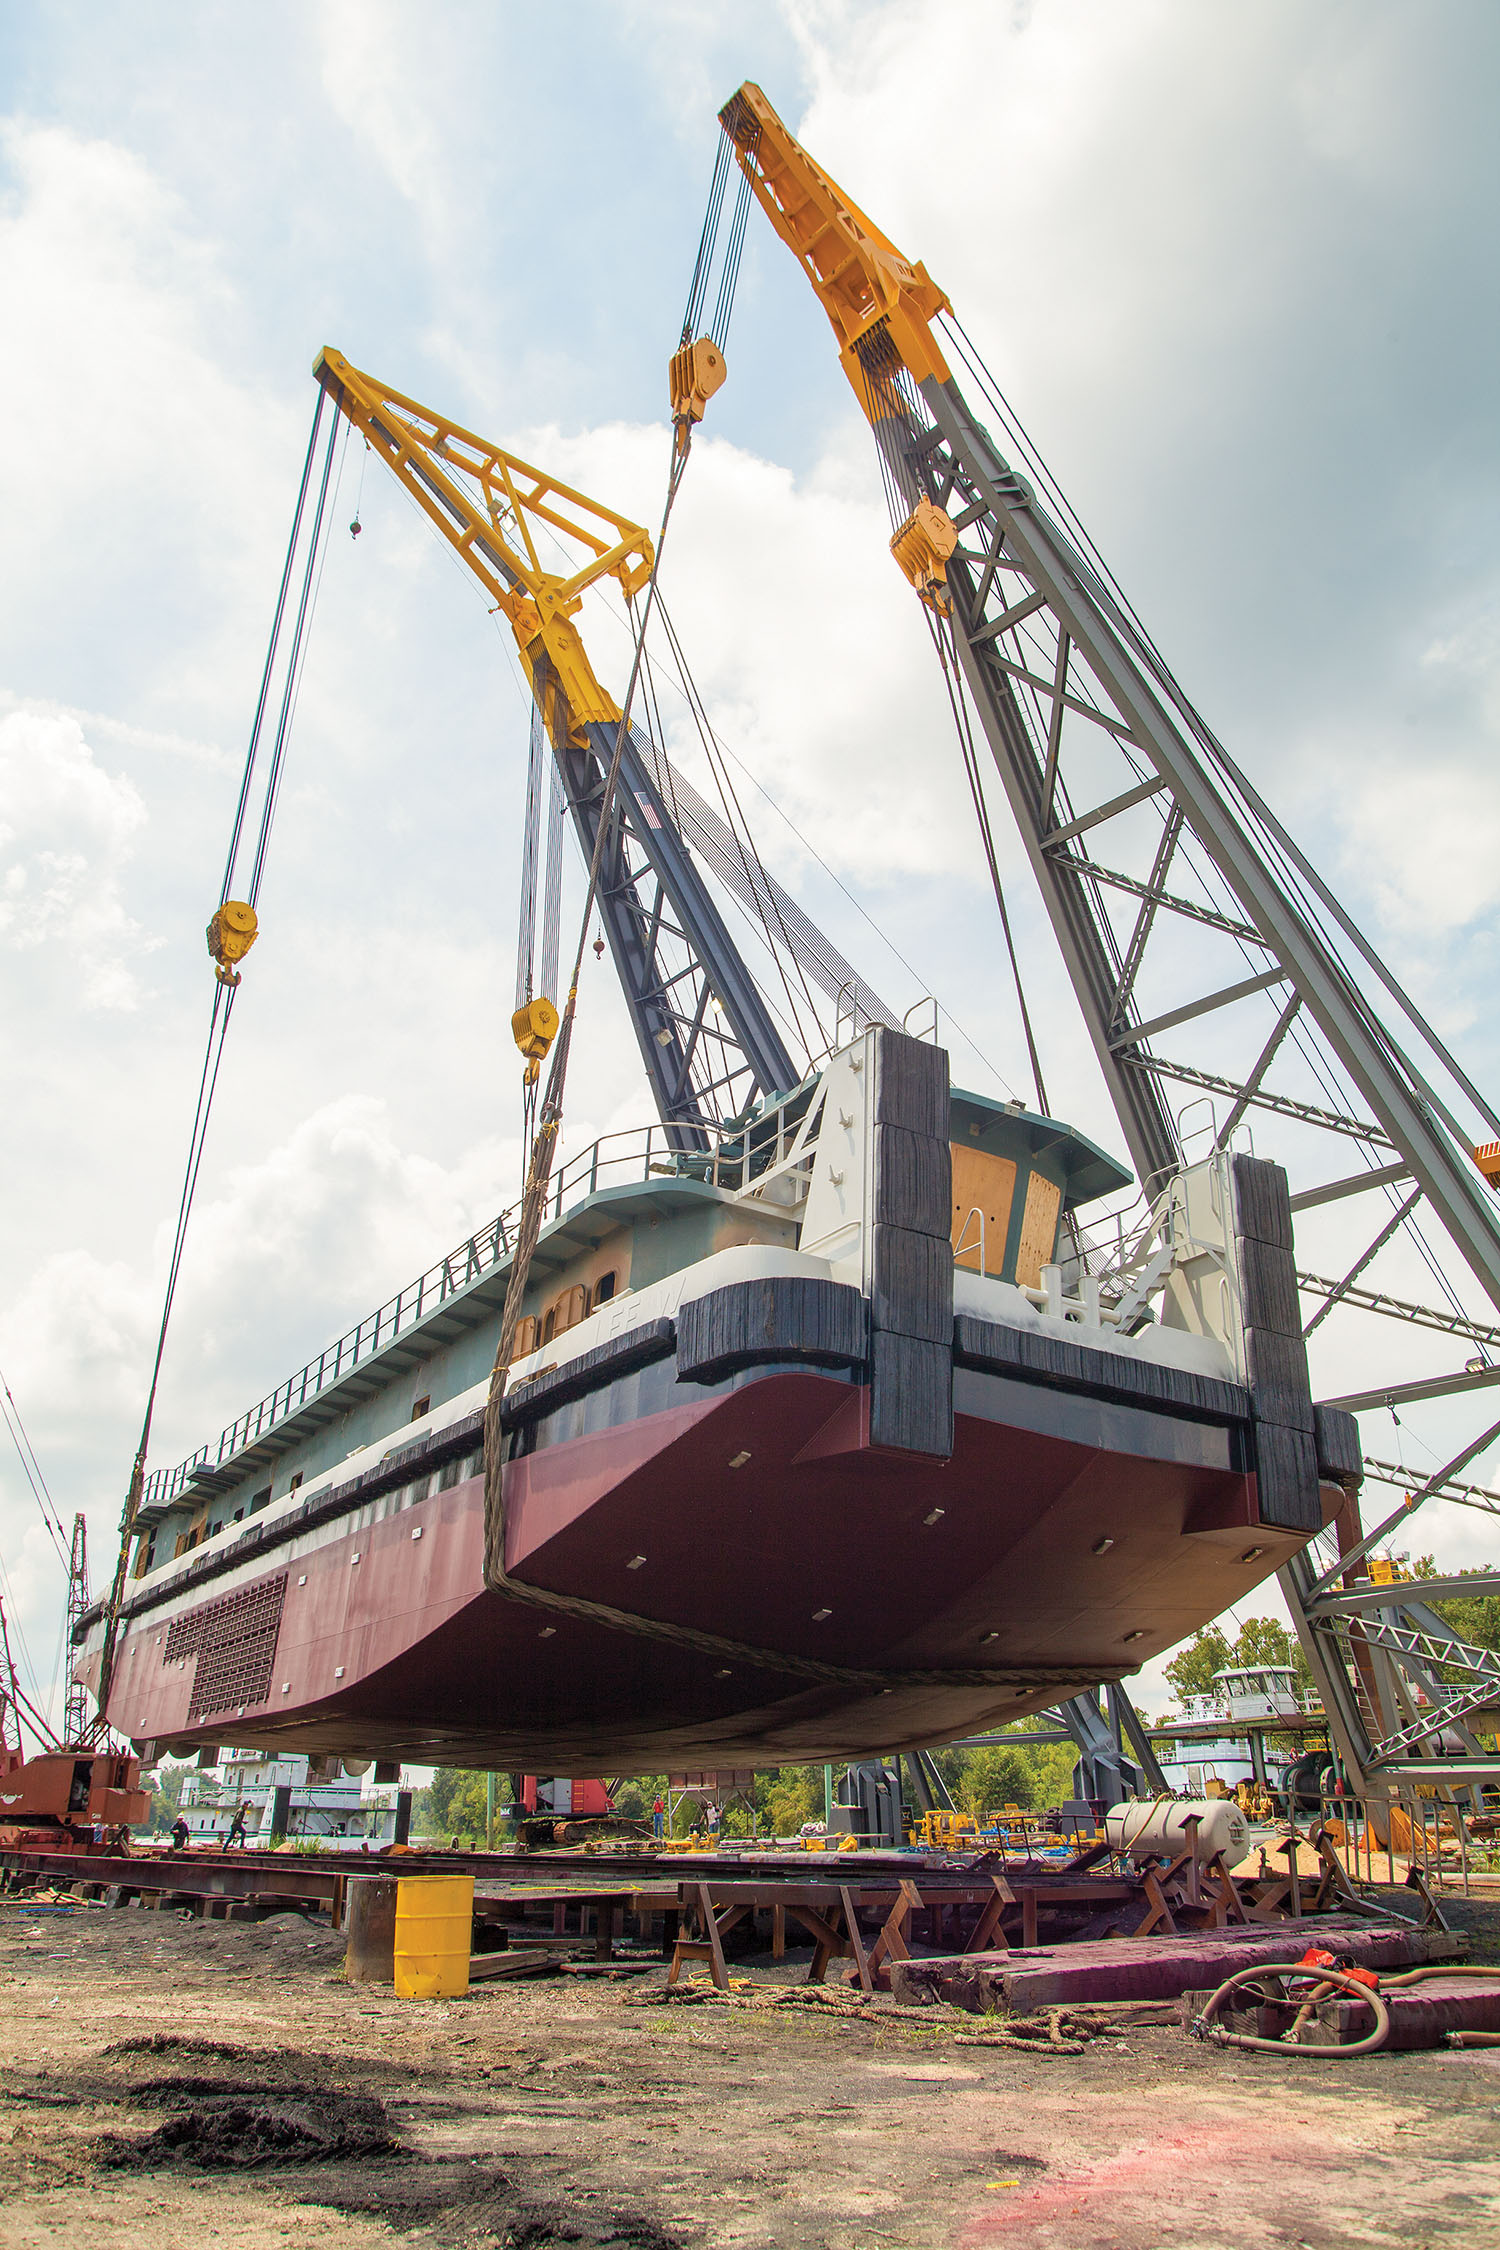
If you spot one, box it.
[1015,1171,1063,1288]
[950,1145,1017,1276]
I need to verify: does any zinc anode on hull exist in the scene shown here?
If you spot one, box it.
[94,1366,1312,1771]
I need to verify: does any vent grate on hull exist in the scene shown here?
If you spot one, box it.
[164,1572,289,1720]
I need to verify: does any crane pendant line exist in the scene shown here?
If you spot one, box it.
[94,395,343,1731]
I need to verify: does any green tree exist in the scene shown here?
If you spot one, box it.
[1163,1625,1233,1708]
[610,1775,666,1820]
[1229,1615,1316,1699]
[141,1757,191,1833]
[419,1768,490,1843]
[957,1740,1074,1817]
[760,1765,823,1835]
[1405,1556,1500,1654]
[1161,1616,1316,1716]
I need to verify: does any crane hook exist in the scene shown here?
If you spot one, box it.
[206,900,259,987]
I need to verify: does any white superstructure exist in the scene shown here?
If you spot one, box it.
[178,1746,397,1847]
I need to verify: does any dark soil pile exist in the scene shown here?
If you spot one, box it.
[94,2070,397,2171]
[78,2033,676,2242]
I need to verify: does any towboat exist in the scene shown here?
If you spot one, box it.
[74,1024,1357,1772]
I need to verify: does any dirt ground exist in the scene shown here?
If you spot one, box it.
[3,1891,1500,2248]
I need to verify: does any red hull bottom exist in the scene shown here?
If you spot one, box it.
[95,1369,1309,1769]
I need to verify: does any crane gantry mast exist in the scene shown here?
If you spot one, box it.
[313,348,797,1146]
[720,82,1500,1799]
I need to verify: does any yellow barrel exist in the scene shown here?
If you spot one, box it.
[393,1873,473,1999]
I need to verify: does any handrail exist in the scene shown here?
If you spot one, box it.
[141,1082,824,1512]
[953,1204,986,1274]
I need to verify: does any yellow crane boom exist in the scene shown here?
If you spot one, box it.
[311,346,800,1134]
[312,347,653,740]
[718,84,951,400]
[716,89,960,602]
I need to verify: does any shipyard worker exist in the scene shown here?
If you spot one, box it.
[226,1799,252,1850]
[706,1801,721,1838]
[652,1795,665,1840]
[170,1815,190,1852]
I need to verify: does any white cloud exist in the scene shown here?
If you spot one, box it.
[315,1,456,247]
[1339,759,1500,936]
[0,1091,525,1707]
[0,709,151,1008]
[3,0,1499,1732]
[0,117,305,730]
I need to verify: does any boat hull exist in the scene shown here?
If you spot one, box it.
[88,1354,1314,1770]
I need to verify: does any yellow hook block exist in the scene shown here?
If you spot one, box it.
[669,336,728,455]
[889,501,957,608]
[206,900,259,986]
[512,994,560,1076]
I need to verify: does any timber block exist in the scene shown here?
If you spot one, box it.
[889,1918,1464,2015]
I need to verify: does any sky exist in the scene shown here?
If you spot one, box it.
[2,0,1499,1739]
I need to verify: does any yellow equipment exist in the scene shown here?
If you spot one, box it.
[205,899,258,986]
[912,1807,978,1849]
[720,83,954,601]
[889,500,959,609]
[669,335,728,453]
[511,994,560,1084]
[313,349,653,747]
[1474,1141,1500,1186]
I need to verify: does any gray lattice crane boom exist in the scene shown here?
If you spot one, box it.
[723,81,1500,1800]
[721,82,1500,1301]
[312,348,798,1145]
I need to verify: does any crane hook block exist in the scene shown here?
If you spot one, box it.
[669,336,727,451]
[890,501,958,607]
[206,900,259,987]
[512,995,560,1068]
[1474,1141,1500,1187]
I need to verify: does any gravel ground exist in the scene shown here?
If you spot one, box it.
[2,1890,1499,2247]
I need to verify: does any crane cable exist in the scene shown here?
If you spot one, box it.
[475,154,1077,1684]
[926,605,1052,1116]
[481,431,692,1588]
[0,1363,69,1568]
[481,136,753,1589]
[92,393,342,1731]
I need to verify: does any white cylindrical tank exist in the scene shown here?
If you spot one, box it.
[1105,1798,1248,1863]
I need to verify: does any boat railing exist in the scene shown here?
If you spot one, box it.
[141,1103,825,1511]
[953,1205,986,1273]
